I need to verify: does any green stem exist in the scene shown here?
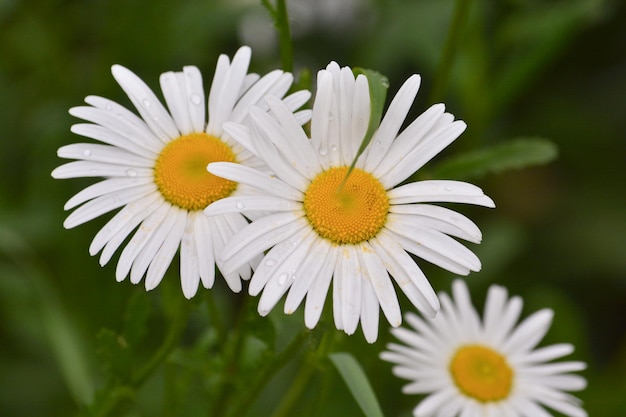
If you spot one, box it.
[226,329,311,417]
[261,0,294,72]
[428,0,472,103]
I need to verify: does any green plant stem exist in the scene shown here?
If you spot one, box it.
[428,0,472,103]
[261,0,294,72]
[226,329,311,417]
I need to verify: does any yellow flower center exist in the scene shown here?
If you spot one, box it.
[449,344,514,403]
[154,132,237,211]
[303,167,389,245]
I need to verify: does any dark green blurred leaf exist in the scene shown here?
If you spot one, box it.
[329,352,385,417]
[96,328,131,381]
[122,291,152,348]
[432,137,558,180]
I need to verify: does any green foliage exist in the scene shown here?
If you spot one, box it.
[431,137,558,180]
[329,352,385,417]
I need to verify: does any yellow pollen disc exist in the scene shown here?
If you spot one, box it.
[303,167,389,245]
[449,344,514,403]
[154,133,237,211]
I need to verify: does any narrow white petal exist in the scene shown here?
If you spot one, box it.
[370,231,440,317]
[340,246,361,335]
[69,124,158,158]
[57,143,154,167]
[207,46,251,136]
[537,396,587,417]
[228,70,284,122]
[159,71,193,135]
[73,99,163,153]
[304,247,337,328]
[184,66,206,133]
[360,242,402,327]
[388,180,495,208]
[194,213,216,289]
[502,309,553,354]
[360,278,380,343]
[378,120,466,188]
[89,193,162,256]
[451,279,481,339]
[351,74,371,166]
[111,65,179,141]
[180,213,201,298]
[144,209,187,291]
[220,212,307,275]
[537,374,587,391]
[257,229,317,316]
[366,103,444,173]
[130,206,184,285]
[517,343,575,364]
[207,53,231,134]
[363,74,421,172]
[309,70,334,169]
[389,203,482,243]
[249,226,312,296]
[207,162,302,202]
[115,203,170,282]
[64,177,152,210]
[207,216,242,292]
[51,161,152,179]
[222,122,257,157]
[486,294,523,347]
[337,67,357,166]
[284,237,331,314]
[205,195,301,216]
[63,183,156,229]
[414,388,458,417]
[240,73,260,95]
[282,90,312,114]
[522,361,586,376]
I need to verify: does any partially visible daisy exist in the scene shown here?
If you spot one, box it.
[381,279,587,417]
[52,46,311,297]
[204,62,494,342]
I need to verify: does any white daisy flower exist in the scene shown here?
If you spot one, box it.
[52,46,311,298]
[381,279,588,417]
[204,62,494,342]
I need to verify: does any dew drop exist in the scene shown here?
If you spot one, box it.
[265,259,277,267]
[82,149,92,157]
[126,169,137,177]
[319,147,328,156]
[105,103,113,111]
[142,99,151,108]
[235,202,245,210]
[277,272,289,286]
[190,94,202,105]
[444,186,453,192]
[330,144,338,151]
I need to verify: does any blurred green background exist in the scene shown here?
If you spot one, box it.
[1,0,625,416]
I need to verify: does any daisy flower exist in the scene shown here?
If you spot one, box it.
[51,46,311,297]
[381,279,587,417]
[204,62,494,342]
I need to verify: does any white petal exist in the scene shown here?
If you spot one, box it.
[144,209,187,291]
[89,193,162,256]
[414,388,458,417]
[159,71,193,135]
[64,177,152,210]
[517,343,575,364]
[351,74,371,166]
[115,203,170,282]
[207,46,251,136]
[337,67,357,166]
[451,279,481,339]
[310,70,334,169]
[63,183,156,229]
[363,74,421,172]
[204,195,301,216]
[388,180,495,208]
[389,203,482,243]
[220,212,307,275]
[228,70,284,123]
[207,162,302,202]
[360,278,380,343]
[111,65,179,142]
[339,246,362,335]
[194,213,216,289]
[304,246,337,328]
[180,213,201,298]
[502,309,553,354]
[69,124,158,158]
[370,231,439,317]
[282,90,312,114]
[360,242,401,327]
[57,143,154,167]
[51,160,152,179]
[208,215,242,292]
[130,206,184,285]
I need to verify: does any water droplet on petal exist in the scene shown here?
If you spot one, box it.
[235,202,245,210]
[265,259,277,267]
[319,147,328,156]
[142,99,151,108]
[330,144,338,151]
[82,149,92,157]
[190,94,202,105]
[444,186,453,192]
[105,103,113,111]
[126,169,137,177]
[277,272,289,286]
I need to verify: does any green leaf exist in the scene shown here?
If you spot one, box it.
[329,352,385,417]
[342,68,389,185]
[96,328,132,381]
[431,137,558,180]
